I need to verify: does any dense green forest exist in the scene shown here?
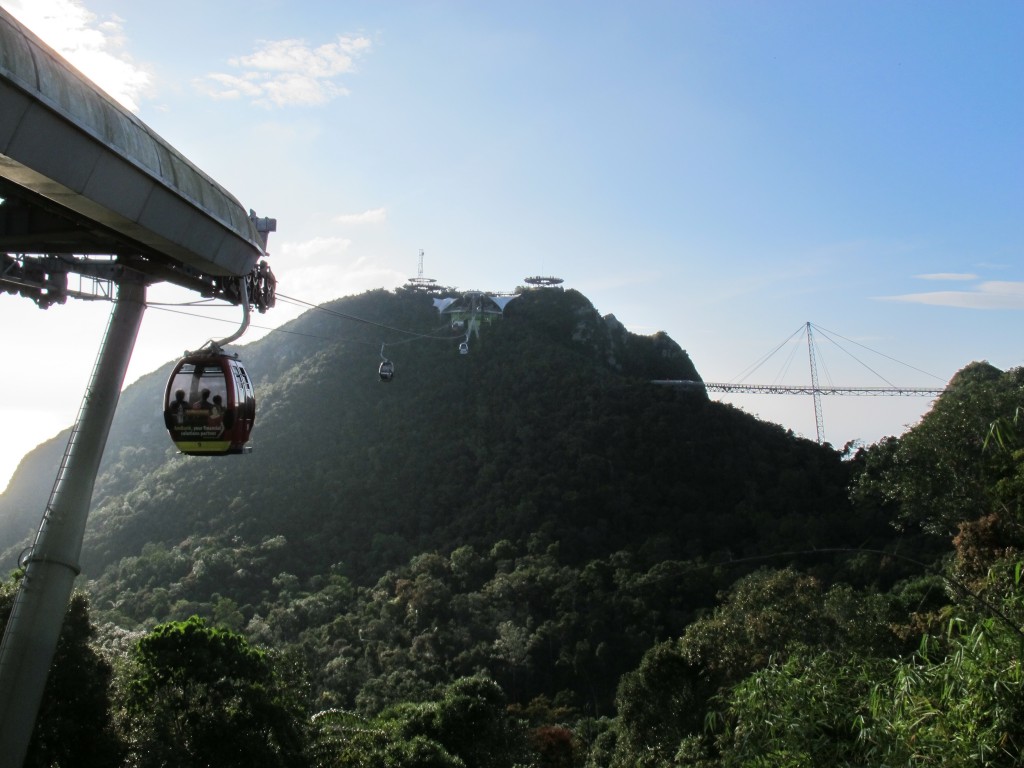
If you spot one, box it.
[1,287,1023,766]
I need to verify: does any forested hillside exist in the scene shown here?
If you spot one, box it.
[2,287,1023,766]
[2,286,848,584]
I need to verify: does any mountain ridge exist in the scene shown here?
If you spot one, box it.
[0,284,955,718]
[5,286,1023,761]
[1,286,848,590]
[3,287,701,566]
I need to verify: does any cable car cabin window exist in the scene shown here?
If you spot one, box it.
[164,356,255,456]
[230,361,256,429]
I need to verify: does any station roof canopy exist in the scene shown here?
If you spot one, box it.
[0,7,272,283]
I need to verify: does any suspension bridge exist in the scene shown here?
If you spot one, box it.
[655,322,946,445]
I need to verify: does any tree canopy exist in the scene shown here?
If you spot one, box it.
[122,615,307,767]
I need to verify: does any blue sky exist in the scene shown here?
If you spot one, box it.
[1,0,1021,489]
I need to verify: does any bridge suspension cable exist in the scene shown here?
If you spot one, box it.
[654,322,946,445]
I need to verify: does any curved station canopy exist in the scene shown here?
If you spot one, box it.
[0,7,274,296]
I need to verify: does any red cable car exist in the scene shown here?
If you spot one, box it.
[163,350,255,455]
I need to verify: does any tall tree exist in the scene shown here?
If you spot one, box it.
[387,676,527,768]
[0,577,123,767]
[852,363,1024,537]
[122,615,308,767]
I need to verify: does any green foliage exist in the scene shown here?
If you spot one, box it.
[851,362,1024,536]
[678,567,904,682]
[308,709,450,768]
[309,676,526,768]
[611,640,708,767]
[122,615,307,767]
[387,676,526,768]
[3,290,871,730]
[308,709,389,768]
[0,579,125,768]
[604,564,1024,767]
[953,404,1024,584]
[69,288,869,730]
[606,569,905,765]
[711,600,1024,767]
[608,567,917,767]
[13,290,1024,766]
[862,614,1024,765]
[713,647,882,767]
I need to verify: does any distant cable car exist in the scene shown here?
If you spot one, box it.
[164,349,255,455]
[378,344,395,382]
[459,341,469,355]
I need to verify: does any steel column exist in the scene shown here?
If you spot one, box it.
[0,278,146,766]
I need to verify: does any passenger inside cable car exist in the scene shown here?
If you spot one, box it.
[163,353,255,455]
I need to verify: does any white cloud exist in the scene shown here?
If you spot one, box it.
[279,236,353,265]
[261,73,346,107]
[200,72,264,101]
[272,237,404,306]
[914,272,979,281]
[877,281,1024,310]
[231,36,370,78]
[335,207,388,225]
[196,34,371,108]
[2,0,151,112]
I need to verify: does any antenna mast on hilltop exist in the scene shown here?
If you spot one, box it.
[405,249,440,293]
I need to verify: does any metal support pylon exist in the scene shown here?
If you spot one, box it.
[0,278,146,766]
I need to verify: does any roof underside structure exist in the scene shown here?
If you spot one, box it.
[434,291,518,316]
[0,7,271,294]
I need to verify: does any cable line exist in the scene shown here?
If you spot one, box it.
[147,287,467,349]
[655,321,946,445]
[276,292,463,342]
[147,304,330,342]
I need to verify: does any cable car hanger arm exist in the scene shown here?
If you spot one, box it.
[190,276,250,356]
